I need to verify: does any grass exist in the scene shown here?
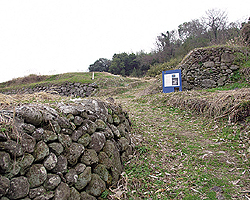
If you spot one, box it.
[0,71,250,199]
[119,95,249,199]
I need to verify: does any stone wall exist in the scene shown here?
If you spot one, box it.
[178,46,248,90]
[0,99,133,199]
[1,82,98,98]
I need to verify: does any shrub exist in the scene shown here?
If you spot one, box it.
[146,58,181,77]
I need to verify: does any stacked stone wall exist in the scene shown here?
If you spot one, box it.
[0,99,133,199]
[1,82,98,98]
[178,47,248,90]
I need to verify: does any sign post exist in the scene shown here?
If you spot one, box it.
[162,69,182,93]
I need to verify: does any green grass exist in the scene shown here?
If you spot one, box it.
[120,90,250,199]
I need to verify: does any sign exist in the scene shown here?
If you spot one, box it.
[162,69,182,93]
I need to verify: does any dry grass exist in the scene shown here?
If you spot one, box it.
[152,88,250,123]
[0,92,66,110]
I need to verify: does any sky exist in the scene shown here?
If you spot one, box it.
[0,0,249,83]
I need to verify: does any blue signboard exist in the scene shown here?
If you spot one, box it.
[162,69,182,93]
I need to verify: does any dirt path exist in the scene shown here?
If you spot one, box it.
[112,83,250,200]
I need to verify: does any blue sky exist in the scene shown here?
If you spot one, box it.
[0,0,249,82]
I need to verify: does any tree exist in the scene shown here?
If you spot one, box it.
[202,9,228,43]
[155,30,180,63]
[241,18,250,46]
[88,58,111,72]
[177,19,209,54]
[178,19,206,42]
[108,53,141,76]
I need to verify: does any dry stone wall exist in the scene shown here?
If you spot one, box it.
[0,99,133,199]
[2,82,98,98]
[178,47,247,90]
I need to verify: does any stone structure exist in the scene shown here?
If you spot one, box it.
[0,99,133,199]
[1,82,98,98]
[178,46,248,90]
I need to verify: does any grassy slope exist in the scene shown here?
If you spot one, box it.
[0,71,250,199]
[112,85,250,200]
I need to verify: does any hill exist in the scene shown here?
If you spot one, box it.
[0,46,250,199]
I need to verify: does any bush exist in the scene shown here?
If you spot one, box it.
[146,58,181,77]
[241,22,250,46]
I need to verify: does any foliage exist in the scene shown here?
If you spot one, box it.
[146,58,182,77]
[88,58,111,72]
[88,9,248,78]
[109,53,141,76]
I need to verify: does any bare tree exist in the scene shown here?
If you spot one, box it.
[178,19,206,42]
[202,8,228,43]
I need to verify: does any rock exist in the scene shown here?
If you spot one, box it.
[7,176,29,199]
[27,164,47,188]
[217,76,227,86]
[74,163,86,175]
[47,120,61,134]
[110,124,121,138]
[83,120,97,135]
[75,167,92,191]
[18,153,34,175]
[33,141,49,162]
[103,140,123,185]
[52,155,68,174]
[67,114,75,121]
[20,133,36,153]
[0,133,7,142]
[43,130,57,142]
[48,142,64,156]
[103,126,114,140]
[95,119,106,131]
[0,175,10,197]
[118,137,130,152]
[56,116,71,129]
[43,152,57,170]
[201,79,217,88]
[5,163,20,179]
[61,128,73,135]
[78,134,92,147]
[29,186,46,199]
[65,143,84,166]
[0,100,133,199]
[68,187,80,200]
[16,105,43,126]
[0,140,23,157]
[33,191,54,200]
[80,149,99,166]
[121,145,133,163]
[85,174,106,197]
[0,152,11,173]
[204,61,215,68]
[221,52,234,63]
[57,104,79,115]
[107,114,113,124]
[89,132,106,153]
[117,124,126,137]
[98,151,112,169]
[80,191,97,200]
[230,65,239,70]
[43,174,61,190]
[22,123,36,134]
[65,169,78,186]
[32,128,45,141]
[74,116,84,126]
[71,129,84,142]
[112,114,120,125]
[93,164,109,182]
[58,134,72,148]
[54,182,70,200]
